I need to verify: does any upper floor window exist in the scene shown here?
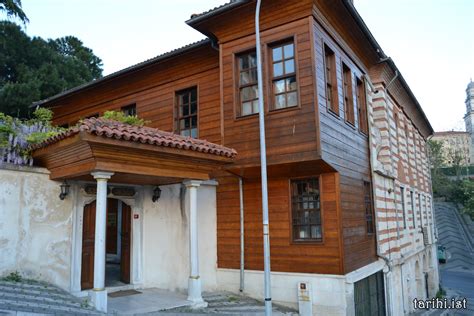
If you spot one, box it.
[291,177,322,242]
[271,41,297,110]
[324,44,338,115]
[410,191,416,228]
[121,104,137,116]
[418,193,423,227]
[237,51,259,116]
[176,87,198,138]
[356,77,368,134]
[364,181,374,235]
[342,63,354,125]
[400,187,407,229]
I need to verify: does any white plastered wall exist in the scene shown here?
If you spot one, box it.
[0,165,73,290]
[142,181,218,293]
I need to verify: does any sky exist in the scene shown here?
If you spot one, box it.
[6,0,474,132]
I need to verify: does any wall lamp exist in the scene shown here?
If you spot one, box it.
[59,180,70,200]
[152,186,162,203]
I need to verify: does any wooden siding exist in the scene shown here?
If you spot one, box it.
[312,19,377,273]
[220,18,320,168]
[216,172,343,274]
[50,45,222,145]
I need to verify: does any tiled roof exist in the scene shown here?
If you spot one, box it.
[186,0,249,25]
[31,118,237,159]
[32,39,211,107]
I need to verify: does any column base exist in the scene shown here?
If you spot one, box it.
[90,289,107,312]
[187,277,207,308]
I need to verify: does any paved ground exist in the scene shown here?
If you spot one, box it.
[435,202,474,316]
[0,280,101,315]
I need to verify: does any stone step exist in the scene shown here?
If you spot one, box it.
[0,299,102,315]
[0,284,75,301]
[0,291,85,309]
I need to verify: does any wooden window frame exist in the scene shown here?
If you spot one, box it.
[324,44,339,115]
[269,39,299,111]
[121,104,137,116]
[290,176,323,243]
[236,50,259,117]
[364,181,375,235]
[356,77,368,134]
[175,87,198,138]
[342,63,355,125]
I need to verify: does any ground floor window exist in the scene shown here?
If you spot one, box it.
[290,177,322,241]
[354,271,386,316]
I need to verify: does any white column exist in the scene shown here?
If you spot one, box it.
[90,171,114,313]
[184,180,207,308]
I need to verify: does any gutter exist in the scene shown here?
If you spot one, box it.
[185,0,250,26]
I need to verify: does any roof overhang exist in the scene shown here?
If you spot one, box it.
[32,131,234,185]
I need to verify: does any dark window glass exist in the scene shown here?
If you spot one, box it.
[401,187,407,229]
[237,52,259,116]
[364,181,374,235]
[121,104,137,116]
[324,44,338,114]
[356,77,368,134]
[271,42,297,110]
[411,191,415,228]
[291,178,322,241]
[343,63,354,124]
[176,88,198,138]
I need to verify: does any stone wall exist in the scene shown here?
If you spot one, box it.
[0,164,73,290]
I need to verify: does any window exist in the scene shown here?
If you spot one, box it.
[418,193,423,227]
[364,181,375,235]
[410,191,415,228]
[324,44,338,114]
[356,77,368,134]
[400,187,407,229]
[291,178,322,241]
[271,41,297,110]
[237,51,259,116]
[342,63,354,124]
[176,87,198,138]
[121,104,137,116]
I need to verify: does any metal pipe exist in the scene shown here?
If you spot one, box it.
[239,177,245,292]
[255,0,272,314]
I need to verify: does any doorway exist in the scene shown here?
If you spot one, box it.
[81,198,132,290]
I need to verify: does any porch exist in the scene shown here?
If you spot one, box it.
[30,118,237,313]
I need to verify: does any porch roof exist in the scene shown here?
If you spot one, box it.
[31,118,237,185]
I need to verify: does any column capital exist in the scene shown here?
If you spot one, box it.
[183,179,203,188]
[91,171,114,180]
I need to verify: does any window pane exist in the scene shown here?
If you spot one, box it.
[272,46,283,61]
[273,79,286,94]
[179,119,186,130]
[183,104,189,116]
[298,226,310,239]
[273,62,283,77]
[185,118,190,128]
[275,94,286,109]
[311,226,322,239]
[242,102,252,116]
[239,55,249,70]
[249,53,257,67]
[180,129,190,137]
[191,89,197,102]
[283,44,294,58]
[191,128,197,138]
[191,116,197,128]
[240,71,251,85]
[190,102,197,115]
[284,59,295,74]
[252,100,260,114]
[241,86,257,101]
[287,77,297,91]
[287,92,298,107]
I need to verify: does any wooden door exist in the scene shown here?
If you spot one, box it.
[120,203,131,284]
[106,198,118,254]
[81,201,96,290]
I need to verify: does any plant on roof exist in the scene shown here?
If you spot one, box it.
[0,107,64,166]
[101,110,149,127]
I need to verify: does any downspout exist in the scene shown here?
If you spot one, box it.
[239,177,245,292]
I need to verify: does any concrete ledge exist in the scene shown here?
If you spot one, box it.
[0,163,50,175]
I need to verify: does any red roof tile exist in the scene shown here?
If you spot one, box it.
[31,118,237,159]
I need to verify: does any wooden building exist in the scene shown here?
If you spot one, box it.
[29,0,437,315]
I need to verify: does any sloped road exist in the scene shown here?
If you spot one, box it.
[436,202,474,315]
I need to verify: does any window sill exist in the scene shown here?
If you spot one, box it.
[344,120,356,130]
[234,112,260,121]
[291,239,324,245]
[327,108,340,119]
[268,104,300,115]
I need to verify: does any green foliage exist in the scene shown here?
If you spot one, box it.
[31,107,53,126]
[102,111,148,126]
[3,271,22,282]
[435,285,446,299]
[0,0,28,24]
[0,21,103,118]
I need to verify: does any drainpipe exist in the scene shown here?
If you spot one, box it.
[255,0,272,314]
[239,177,245,292]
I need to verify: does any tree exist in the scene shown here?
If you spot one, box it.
[0,21,103,118]
[0,0,28,24]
